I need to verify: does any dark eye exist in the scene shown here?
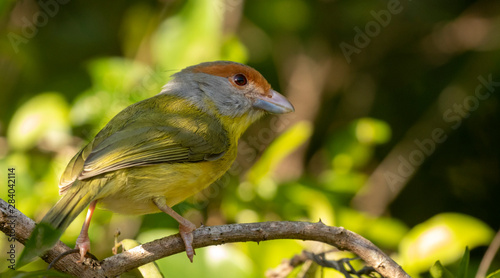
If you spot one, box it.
[233,74,247,86]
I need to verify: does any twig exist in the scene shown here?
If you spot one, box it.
[476,229,500,278]
[0,198,410,278]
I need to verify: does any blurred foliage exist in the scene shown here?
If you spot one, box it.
[400,214,493,274]
[1,0,500,277]
[487,270,500,278]
[430,247,470,278]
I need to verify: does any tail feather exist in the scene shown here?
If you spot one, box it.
[42,183,95,231]
[18,180,100,267]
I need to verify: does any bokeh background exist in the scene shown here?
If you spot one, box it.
[1,0,499,277]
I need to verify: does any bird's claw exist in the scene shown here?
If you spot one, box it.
[179,222,197,262]
[75,235,91,263]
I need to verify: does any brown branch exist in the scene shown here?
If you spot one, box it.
[0,198,410,278]
[0,198,93,276]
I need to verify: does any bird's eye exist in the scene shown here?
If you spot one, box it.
[233,74,247,86]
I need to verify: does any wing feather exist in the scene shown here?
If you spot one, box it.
[58,94,229,192]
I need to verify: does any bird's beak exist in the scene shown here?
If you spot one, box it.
[253,89,295,114]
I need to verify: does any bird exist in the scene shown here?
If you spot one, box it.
[18,60,294,266]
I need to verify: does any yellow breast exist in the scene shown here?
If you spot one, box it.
[95,148,236,215]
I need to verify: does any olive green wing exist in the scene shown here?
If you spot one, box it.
[81,125,228,177]
[59,118,229,194]
[59,142,93,194]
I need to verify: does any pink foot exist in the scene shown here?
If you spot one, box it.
[153,197,198,262]
[75,200,97,263]
[179,222,197,262]
[75,234,91,263]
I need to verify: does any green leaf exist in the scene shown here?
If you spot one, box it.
[86,58,157,97]
[17,223,63,268]
[325,118,391,170]
[486,269,500,278]
[429,260,455,278]
[7,93,70,151]
[354,117,391,145]
[399,213,494,274]
[457,247,469,278]
[285,183,335,225]
[151,0,233,70]
[247,121,312,185]
[221,35,248,62]
[337,208,409,249]
[72,58,159,127]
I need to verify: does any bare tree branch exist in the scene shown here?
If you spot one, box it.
[0,198,410,278]
[0,198,93,276]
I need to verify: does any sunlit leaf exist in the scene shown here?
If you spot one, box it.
[247,121,312,185]
[72,58,160,127]
[320,170,366,193]
[338,208,408,249]
[221,35,248,62]
[400,213,494,274]
[86,58,157,98]
[487,269,500,278]
[7,93,70,151]
[151,0,237,70]
[285,183,335,225]
[354,118,391,145]
[325,118,390,170]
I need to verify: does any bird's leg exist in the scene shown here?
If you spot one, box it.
[75,200,97,262]
[153,197,197,262]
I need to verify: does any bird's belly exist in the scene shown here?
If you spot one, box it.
[96,160,229,215]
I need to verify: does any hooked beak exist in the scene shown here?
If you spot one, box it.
[252,89,295,114]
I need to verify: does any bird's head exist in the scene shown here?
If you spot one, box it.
[162,61,294,136]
